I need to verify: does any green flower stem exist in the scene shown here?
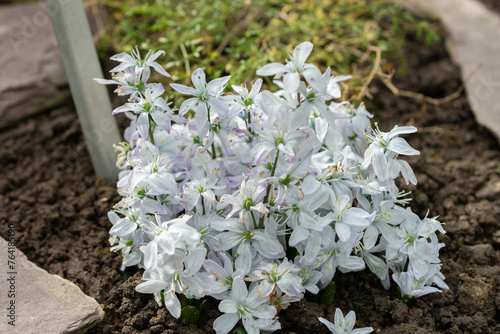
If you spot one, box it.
[211,142,217,160]
[207,106,217,159]
[148,114,156,145]
[259,150,279,228]
[246,110,251,128]
[244,111,254,142]
[251,211,258,230]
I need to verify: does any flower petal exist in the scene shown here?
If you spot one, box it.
[295,41,313,66]
[141,240,158,270]
[150,62,170,77]
[170,83,198,96]
[136,112,150,140]
[109,218,136,236]
[213,313,239,334]
[164,290,182,318]
[256,63,288,77]
[372,149,389,180]
[283,72,300,94]
[192,68,206,91]
[303,66,327,94]
[135,280,167,293]
[387,125,417,139]
[387,137,419,156]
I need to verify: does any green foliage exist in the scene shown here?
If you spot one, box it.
[317,282,336,305]
[178,294,206,324]
[397,286,417,307]
[181,305,201,324]
[99,0,440,103]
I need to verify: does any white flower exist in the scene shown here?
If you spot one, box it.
[384,211,442,279]
[218,177,266,219]
[392,267,441,299]
[108,208,142,238]
[135,247,207,318]
[113,83,177,137]
[319,309,373,334]
[95,49,170,100]
[139,214,200,270]
[109,227,145,271]
[199,252,242,299]
[213,275,279,334]
[250,106,314,165]
[211,217,285,274]
[170,68,230,136]
[101,41,446,333]
[127,145,177,197]
[317,228,365,284]
[288,208,333,264]
[361,124,419,180]
[326,71,352,99]
[94,67,151,99]
[182,177,219,213]
[294,256,322,294]
[360,248,390,290]
[257,41,326,95]
[330,195,374,243]
[248,259,305,298]
[230,79,263,115]
[110,48,170,77]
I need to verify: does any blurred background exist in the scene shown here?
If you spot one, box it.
[0,0,443,127]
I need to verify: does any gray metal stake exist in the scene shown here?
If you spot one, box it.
[46,0,121,181]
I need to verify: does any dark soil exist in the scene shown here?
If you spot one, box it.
[1,30,500,334]
[479,0,500,14]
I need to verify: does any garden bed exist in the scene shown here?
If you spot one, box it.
[1,28,499,334]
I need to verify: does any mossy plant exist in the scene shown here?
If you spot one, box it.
[98,0,440,103]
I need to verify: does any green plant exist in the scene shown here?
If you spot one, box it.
[98,0,440,103]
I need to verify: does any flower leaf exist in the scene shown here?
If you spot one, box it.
[318,282,336,305]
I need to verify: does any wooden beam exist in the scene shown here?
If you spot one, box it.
[46,0,121,181]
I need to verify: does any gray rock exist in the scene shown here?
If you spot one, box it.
[393,0,500,143]
[0,2,69,128]
[0,237,103,333]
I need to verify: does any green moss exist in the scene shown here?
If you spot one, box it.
[99,0,440,104]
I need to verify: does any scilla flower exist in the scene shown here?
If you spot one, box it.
[170,68,230,136]
[99,42,446,334]
[257,41,326,95]
[110,48,170,77]
[361,124,419,180]
[319,308,373,334]
[213,275,279,334]
[112,83,176,138]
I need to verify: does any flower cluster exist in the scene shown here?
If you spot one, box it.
[98,42,447,333]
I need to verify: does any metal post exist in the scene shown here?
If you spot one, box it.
[46,0,121,181]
